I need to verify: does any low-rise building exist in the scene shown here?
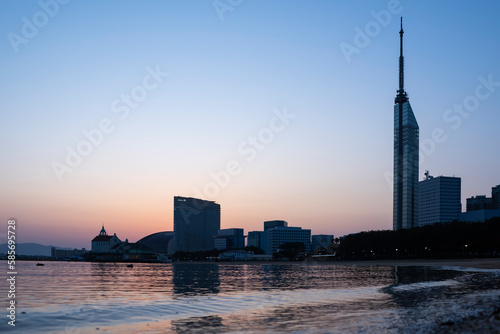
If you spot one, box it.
[265,226,311,255]
[459,209,500,223]
[91,226,121,253]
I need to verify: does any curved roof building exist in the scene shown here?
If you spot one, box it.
[137,231,175,254]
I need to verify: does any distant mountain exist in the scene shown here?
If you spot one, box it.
[0,243,72,256]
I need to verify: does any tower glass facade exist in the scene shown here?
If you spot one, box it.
[393,102,419,229]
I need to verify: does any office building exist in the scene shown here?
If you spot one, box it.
[491,185,499,209]
[173,196,220,252]
[393,18,419,230]
[247,231,263,249]
[461,183,500,222]
[264,220,288,230]
[418,172,461,226]
[466,196,493,211]
[459,209,500,223]
[265,226,311,255]
[214,228,245,250]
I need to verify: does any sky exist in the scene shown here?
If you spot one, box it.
[1,0,499,249]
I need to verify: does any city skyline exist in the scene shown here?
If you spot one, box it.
[1,1,500,249]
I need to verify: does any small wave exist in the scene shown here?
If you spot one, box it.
[439,265,500,274]
[14,286,386,333]
[389,279,459,292]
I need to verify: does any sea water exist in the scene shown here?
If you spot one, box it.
[1,261,499,333]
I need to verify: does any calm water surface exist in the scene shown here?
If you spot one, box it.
[1,261,499,333]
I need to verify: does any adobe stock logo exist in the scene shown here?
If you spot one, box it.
[7,0,70,54]
[193,107,296,200]
[213,0,243,21]
[51,65,168,182]
[339,0,404,64]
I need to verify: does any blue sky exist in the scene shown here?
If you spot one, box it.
[1,0,499,248]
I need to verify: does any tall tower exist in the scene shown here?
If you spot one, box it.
[393,18,419,230]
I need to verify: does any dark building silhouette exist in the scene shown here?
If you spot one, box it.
[214,228,245,250]
[137,231,175,254]
[466,195,493,211]
[91,225,121,253]
[173,196,220,252]
[393,18,419,230]
[247,231,263,249]
[264,220,288,230]
[461,184,500,222]
[492,185,500,209]
[418,172,461,226]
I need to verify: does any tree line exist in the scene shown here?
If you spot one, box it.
[337,217,500,260]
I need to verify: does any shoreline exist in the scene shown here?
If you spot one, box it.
[307,258,500,269]
[170,258,500,269]
[15,257,500,270]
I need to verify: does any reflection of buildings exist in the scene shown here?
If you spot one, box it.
[172,263,220,295]
[393,19,419,230]
[91,226,121,253]
[214,228,245,250]
[460,183,500,222]
[418,172,461,226]
[174,196,221,252]
[171,316,223,333]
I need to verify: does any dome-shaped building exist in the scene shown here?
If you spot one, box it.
[137,231,175,255]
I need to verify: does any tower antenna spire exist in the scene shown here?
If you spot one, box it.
[396,17,407,103]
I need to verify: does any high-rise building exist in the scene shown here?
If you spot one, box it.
[173,196,220,252]
[418,172,461,226]
[393,18,419,230]
[492,185,500,209]
[214,228,245,250]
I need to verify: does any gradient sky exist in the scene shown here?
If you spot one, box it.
[1,0,499,249]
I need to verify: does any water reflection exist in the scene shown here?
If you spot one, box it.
[8,262,500,334]
[172,263,220,296]
[171,315,223,334]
